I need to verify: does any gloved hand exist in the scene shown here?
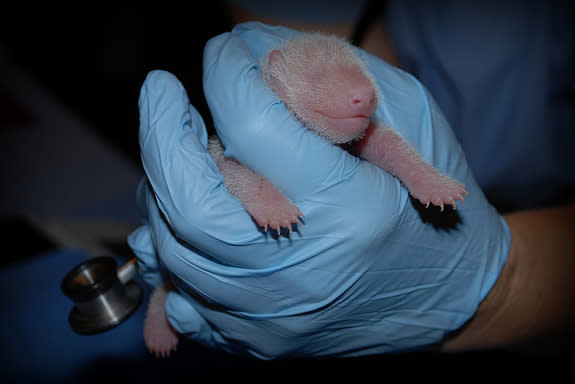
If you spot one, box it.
[128,22,510,359]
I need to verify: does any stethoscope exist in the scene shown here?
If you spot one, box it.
[61,256,142,334]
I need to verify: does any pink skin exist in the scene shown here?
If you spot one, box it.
[143,36,468,356]
[307,68,377,141]
[208,136,303,233]
[351,123,468,211]
[144,281,178,357]
[268,49,377,144]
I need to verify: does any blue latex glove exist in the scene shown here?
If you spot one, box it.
[128,22,510,359]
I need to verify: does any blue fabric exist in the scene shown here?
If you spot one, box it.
[385,0,575,210]
[128,22,510,359]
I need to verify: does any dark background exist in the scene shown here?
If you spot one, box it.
[1,4,229,168]
[0,4,573,381]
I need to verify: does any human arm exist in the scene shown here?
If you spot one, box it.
[440,202,575,352]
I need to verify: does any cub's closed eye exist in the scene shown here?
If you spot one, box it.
[307,67,326,83]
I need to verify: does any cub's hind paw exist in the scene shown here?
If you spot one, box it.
[144,317,179,358]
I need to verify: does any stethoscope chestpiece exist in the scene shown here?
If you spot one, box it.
[61,256,142,334]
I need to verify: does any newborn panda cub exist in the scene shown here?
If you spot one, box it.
[210,32,468,232]
[143,33,468,357]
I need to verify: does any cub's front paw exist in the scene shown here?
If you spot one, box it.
[409,173,468,211]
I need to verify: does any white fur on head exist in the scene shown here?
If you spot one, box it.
[260,33,377,143]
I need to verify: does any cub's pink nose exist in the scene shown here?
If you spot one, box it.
[349,86,377,117]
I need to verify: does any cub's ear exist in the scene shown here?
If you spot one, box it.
[268,49,286,65]
[263,49,288,99]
